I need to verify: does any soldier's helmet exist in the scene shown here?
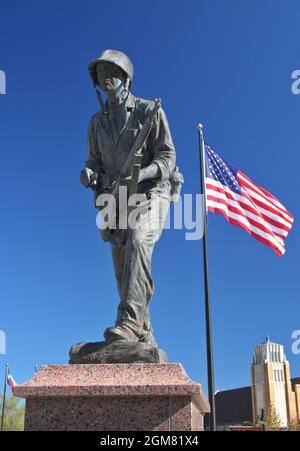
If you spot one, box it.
[88,49,134,87]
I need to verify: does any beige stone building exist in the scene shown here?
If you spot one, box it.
[251,337,300,427]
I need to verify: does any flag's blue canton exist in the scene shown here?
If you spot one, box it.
[205,144,241,195]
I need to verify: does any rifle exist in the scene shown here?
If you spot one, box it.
[96,98,161,244]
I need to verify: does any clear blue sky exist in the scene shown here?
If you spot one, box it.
[0,0,299,394]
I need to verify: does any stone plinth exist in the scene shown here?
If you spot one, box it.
[14,364,210,431]
[69,340,168,364]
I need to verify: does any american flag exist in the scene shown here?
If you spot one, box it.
[205,144,294,256]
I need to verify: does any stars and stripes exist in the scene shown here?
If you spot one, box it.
[205,144,294,256]
[7,370,17,392]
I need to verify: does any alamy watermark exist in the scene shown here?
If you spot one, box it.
[0,70,6,94]
[291,70,300,95]
[0,330,6,355]
[291,330,300,355]
[95,188,205,241]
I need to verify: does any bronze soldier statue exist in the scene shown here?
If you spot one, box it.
[80,49,183,353]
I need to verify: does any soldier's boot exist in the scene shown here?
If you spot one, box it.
[104,322,158,347]
[138,328,158,348]
[104,322,139,343]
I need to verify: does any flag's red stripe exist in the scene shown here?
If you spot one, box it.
[241,189,293,228]
[239,179,294,225]
[206,182,290,235]
[207,205,284,256]
[207,194,284,244]
[207,182,290,234]
[237,172,293,223]
[238,171,291,215]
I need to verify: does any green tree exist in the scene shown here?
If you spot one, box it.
[264,404,283,431]
[0,393,25,431]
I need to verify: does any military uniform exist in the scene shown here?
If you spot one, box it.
[85,92,176,345]
[83,50,177,346]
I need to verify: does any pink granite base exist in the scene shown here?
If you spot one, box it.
[14,364,210,431]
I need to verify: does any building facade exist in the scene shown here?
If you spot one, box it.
[213,338,300,430]
[251,337,300,427]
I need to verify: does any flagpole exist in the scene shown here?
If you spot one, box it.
[197,124,216,431]
[1,363,9,432]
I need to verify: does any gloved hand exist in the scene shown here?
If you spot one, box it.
[80,168,98,189]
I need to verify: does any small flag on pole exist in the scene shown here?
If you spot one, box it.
[205,144,294,256]
[7,370,17,392]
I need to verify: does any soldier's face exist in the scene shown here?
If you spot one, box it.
[96,62,126,92]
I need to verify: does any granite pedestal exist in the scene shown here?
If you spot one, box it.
[14,363,210,431]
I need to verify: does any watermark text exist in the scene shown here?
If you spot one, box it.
[95,189,205,241]
[291,70,300,95]
[292,330,300,355]
[0,70,6,94]
[0,330,6,355]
